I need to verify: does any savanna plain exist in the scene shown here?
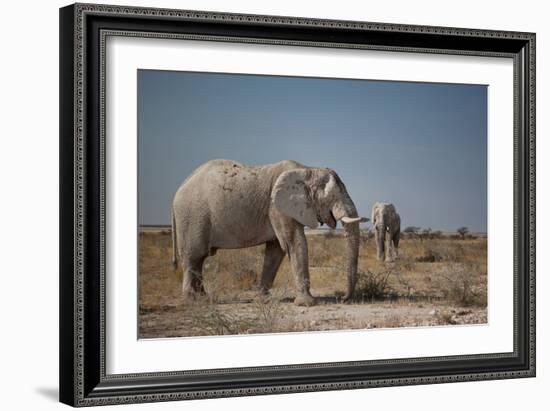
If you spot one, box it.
[139,229,487,338]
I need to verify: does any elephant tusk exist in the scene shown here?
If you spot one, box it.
[341,216,369,224]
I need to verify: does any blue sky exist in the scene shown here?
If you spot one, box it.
[138,70,487,232]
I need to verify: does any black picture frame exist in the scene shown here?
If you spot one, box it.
[59,3,536,407]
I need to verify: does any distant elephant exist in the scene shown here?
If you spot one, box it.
[371,202,401,262]
[171,159,368,306]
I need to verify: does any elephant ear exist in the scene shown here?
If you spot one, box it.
[272,169,319,229]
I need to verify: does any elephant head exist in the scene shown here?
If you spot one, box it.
[272,167,368,301]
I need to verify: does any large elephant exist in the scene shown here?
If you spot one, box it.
[171,159,368,306]
[371,202,401,262]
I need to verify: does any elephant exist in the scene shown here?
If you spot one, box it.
[371,202,401,262]
[171,159,368,306]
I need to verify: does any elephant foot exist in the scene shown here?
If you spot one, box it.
[182,290,207,304]
[342,294,354,304]
[385,255,397,263]
[294,293,316,307]
[182,290,197,303]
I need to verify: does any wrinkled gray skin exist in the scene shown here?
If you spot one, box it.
[171,159,368,306]
[371,202,401,262]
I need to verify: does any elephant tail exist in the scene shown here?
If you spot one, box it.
[171,208,178,270]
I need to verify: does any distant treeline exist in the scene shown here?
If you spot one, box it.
[139,225,487,240]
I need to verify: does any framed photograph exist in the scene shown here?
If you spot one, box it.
[59,3,535,407]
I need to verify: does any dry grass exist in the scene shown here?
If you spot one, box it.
[139,230,487,338]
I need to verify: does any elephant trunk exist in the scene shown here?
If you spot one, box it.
[332,196,361,302]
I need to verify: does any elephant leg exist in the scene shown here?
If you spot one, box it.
[287,229,315,306]
[375,230,385,261]
[259,240,285,298]
[191,255,207,294]
[181,255,207,300]
[181,261,196,299]
[177,219,210,300]
[269,211,314,306]
[385,231,394,262]
[393,231,400,256]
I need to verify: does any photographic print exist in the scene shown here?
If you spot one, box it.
[137,70,488,338]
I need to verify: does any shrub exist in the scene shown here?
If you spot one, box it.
[404,226,420,235]
[253,292,284,330]
[431,230,443,239]
[188,304,258,335]
[457,226,469,240]
[439,263,486,306]
[353,270,391,302]
[416,242,466,263]
[421,228,432,239]
[415,249,442,262]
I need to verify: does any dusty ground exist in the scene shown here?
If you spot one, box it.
[139,230,487,338]
[140,299,487,338]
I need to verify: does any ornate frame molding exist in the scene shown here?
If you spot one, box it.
[60,3,535,407]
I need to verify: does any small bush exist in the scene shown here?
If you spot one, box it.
[354,270,391,302]
[415,241,466,263]
[253,293,284,330]
[188,304,258,335]
[457,227,469,240]
[421,228,432,240]
[416,249,442,262]
[439,263,486,306]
